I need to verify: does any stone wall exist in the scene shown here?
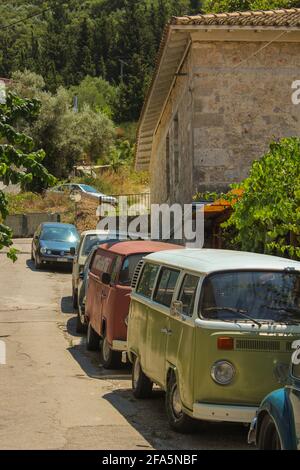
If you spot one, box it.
[192,41,300,194]
[5,213,60,238]
[151,39,300,204]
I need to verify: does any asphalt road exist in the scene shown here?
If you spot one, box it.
[0,239,249,450]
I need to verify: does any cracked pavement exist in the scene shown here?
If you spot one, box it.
[0,240,248,450]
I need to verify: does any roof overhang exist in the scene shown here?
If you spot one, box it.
[135,8,300,171]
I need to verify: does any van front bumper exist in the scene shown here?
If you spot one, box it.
[193,403,258,423]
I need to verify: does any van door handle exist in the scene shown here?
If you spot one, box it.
[161,328,172,336]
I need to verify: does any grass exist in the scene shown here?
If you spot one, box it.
[6,192,75,225]
[73,167,149,196]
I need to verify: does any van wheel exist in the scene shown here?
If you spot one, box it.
[258,414,282,450]
[76,310,87,334]
[100,335,121,369]
[132,356,153,398]
[166,373,197,434]
[72,289,78,309]
[76,297,87,334]
[86,322,100,351]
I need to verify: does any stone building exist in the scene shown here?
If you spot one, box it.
[135,9,300,205]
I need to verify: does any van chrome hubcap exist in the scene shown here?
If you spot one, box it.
[172,384,182,418]
[102,338,110,362]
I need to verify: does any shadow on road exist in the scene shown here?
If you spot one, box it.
[102,388,250,450]
[26,259,72,274]
[61,307,250,449]
[66,316,131,381]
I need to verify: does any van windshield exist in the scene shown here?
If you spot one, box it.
[200,271,300,324]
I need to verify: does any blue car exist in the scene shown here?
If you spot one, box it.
[32,222,80,269]
[249,343,300,450]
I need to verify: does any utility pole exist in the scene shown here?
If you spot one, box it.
[73,95,78,113]
[119,59,128,83]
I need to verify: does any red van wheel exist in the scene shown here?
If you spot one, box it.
[100,335,121,369]
[86,323,100,351]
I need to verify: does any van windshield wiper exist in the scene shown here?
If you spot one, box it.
[203,307,262,327]
[264,305,300,315]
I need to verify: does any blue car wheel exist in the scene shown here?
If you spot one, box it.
[258,414,282,450]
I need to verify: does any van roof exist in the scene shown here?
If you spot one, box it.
[144,249,300,274]
[96,240,182,256]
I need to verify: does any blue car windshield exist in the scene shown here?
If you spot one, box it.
[41,227,79,243]
[80,185,98,194]
[200,270,300,323]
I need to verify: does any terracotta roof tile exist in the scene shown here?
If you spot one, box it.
[171,8,300,28]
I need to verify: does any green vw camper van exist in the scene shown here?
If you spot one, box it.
[126,249,300,433]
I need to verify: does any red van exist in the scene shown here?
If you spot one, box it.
[85,240,180,369]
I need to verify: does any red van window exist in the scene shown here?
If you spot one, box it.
[118,253,148,286]
[91,250,115,277]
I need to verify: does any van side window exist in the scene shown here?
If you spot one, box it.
[136,263,159,298]
[154,267,180,307]
[178,274,199,317]
[91,251,113,277]
[111,256,122,283]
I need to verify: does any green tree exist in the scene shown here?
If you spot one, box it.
[10,72,116,178]
[211,138,300,260]
[189,0,204,13]
[203,0,300,12]
[75,17,96,82]
[0,91,55,259]
[69,75,118,118]
[29,88,115,178]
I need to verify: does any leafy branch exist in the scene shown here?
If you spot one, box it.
[0,92,56,260]
[195,137,300,260]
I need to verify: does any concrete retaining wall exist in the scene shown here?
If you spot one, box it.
[5,213,61,238]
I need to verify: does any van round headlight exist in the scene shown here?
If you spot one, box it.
[40,247,47,255]
[211,361,235,385]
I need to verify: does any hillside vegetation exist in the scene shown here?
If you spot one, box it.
[1,1,299,123]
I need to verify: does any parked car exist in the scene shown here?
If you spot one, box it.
[85,241,180,369]
[248,343,300,450]
[76,245,99,334]
[75,233,130,333]
[72,230,121,309]
[126,249,300,433]
[48,183,117,205]
[31,222,79,269]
